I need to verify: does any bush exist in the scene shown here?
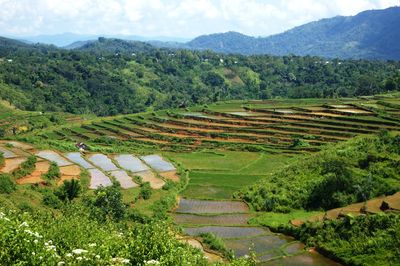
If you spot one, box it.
[0,174,16,194]
[89,182,126,221]
[140,182,152,200]
[42,162,60,180]
[12,155,36,179]
[200,232,234,259]
[56,179,81,201]
[42,190,62,209]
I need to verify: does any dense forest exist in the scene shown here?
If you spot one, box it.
[0,37,399,116]
[239,132,400,212]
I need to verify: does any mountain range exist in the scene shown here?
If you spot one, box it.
[3,6,400,60]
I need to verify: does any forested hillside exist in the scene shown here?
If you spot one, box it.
[240,132,400,212]
[0,36,399,116]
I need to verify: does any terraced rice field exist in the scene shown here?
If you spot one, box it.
[88,168,113,189]
[44,98,399,153]
[173,198,338,264]
[175,199,249,214]
[64,152,95,169]
[87,154,119,171]
[36,150,73,166]
[109,170,138,189]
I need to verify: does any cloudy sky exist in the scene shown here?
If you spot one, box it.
[0,0,398,38]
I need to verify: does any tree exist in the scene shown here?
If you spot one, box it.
[140,182,152,200]
[92,182,126,221]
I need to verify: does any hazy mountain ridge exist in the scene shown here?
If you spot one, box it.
[184,7,400,59]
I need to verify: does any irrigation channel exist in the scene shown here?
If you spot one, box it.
[173,198,340,265]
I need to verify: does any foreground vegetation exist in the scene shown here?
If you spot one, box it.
[288,214,400,266]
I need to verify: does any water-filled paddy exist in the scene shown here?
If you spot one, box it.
[172,213,251,225]
[114,154,148,172]
[36,150,72,166]
[140,154,176,172]
[88,169,112,189]
[176,199,249,214]
[87,154,118,171]
[184,226,268,238]
[65,152,94,169]
[0,147,16,158]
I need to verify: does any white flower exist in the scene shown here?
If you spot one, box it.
[76,257,83,261]
[66,253,73,257]
[58,262,65,266]
[32,252,36,255]
[112,258,130,264]
[145,260,160,265]
[95,255,100,259]
[19,222,29,227]
[46,245,57,251]
[72,249,88,255]
[33,239,38,244]
[88,243,96,247]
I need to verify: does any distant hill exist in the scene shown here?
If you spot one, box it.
[184,7,400,60]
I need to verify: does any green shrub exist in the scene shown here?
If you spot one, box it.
[140,182,152,200]
[162,180,176,190]
[56,179,81,201]
[88,182,126,221]
[12,155,36,179]
[200,232,234,259]
[0,174,16,194]
[42,162,61,180]
[42,189,63,209]
[0,152,4,167]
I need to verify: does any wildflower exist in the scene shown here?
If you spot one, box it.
[72,249,88,255]
[33,239,38,244]
[145,260,160,265]
[88,243,96,247]
[76,257,83,261]
[32,252,36,255]
[66,253,73,257]
[112,258,130,264]
[57,262,65,266]
[95,255,100,259]
[19,222,29,227]
[46,245,57,251]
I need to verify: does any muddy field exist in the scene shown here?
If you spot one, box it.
[0,157,26,173]
[109,170,138,189]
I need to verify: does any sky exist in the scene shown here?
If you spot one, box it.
[0,0,398,38]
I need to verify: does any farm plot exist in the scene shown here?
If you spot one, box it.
[262,251,341,266]
[87,154,118,171]
[224,234,290,257]
[114,154,149,172]
[172,213,251,226]
[0,157,27,173]
[0,147,16,158]
[140,155,176,172]
[2,141,34,150]
[181,172,266,199]
[109,170,138,189]
[134,170,165,189]
[16,161,50,185]
[88,169,112,189]
[64,152,94,169]
[36,150,72,166]
[175,199,249,214]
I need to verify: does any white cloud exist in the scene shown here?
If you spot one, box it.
[0,0,398,38]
